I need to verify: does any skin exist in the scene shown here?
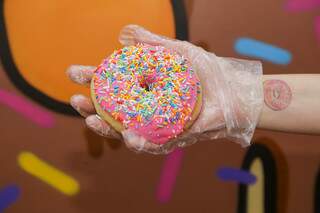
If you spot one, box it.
[68,71,320,142]
[258,74,320,134]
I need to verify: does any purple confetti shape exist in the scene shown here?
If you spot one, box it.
[216,167,256,184]
[156,149,184,203]
[0,185,20,212]
[0,89,55,128]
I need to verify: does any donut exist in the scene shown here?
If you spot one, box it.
[90,44,202,145]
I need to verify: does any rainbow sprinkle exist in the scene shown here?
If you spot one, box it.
[93,44,200,145]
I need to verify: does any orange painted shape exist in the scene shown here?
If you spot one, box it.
[4,0,175,103]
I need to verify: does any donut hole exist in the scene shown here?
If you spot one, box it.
[144,85,151,92]
[139,82,151,92]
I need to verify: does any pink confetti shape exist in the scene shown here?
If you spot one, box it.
[0,89,55,128]
[156,148,184,203]
[285,0,320,11]
[316,16,320,42]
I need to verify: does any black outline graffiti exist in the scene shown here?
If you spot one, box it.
[237,143,277,213]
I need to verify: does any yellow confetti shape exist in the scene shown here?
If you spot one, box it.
[17,151,80,196]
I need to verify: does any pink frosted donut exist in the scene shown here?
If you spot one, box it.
[91,44,202,145]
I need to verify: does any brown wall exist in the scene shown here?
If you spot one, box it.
[0,0,320,212]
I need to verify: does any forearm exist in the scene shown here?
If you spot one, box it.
[257,74,320,134]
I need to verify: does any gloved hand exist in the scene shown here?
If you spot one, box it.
[67,25,263,154]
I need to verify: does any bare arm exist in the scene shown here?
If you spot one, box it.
[257,74,320,134]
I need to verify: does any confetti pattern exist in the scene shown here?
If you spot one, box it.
[0,185,20,212]
[235,38,292,65]
[156,149,184,203]
[217,168,256,184]
[92,44,201,144]
[0,89,55,128]
[18,152,79,196]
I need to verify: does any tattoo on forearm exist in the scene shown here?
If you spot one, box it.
[263,79,292,111]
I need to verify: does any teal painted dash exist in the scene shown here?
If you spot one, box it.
[234,37,292,65]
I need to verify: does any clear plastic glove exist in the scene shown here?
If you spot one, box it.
[67,25,263,154]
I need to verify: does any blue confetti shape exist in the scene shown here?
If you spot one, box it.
[0,185,20,212]
[216,167,256,184]
[234,37,292,65]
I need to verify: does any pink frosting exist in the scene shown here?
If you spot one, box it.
[92,44,200,145]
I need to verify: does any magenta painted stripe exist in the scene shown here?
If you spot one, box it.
[285,0,320,11]
[316,17,320,42]
[156,149,184,203]
[0,89,55,128]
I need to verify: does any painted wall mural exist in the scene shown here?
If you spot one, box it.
[0,0,320,212]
